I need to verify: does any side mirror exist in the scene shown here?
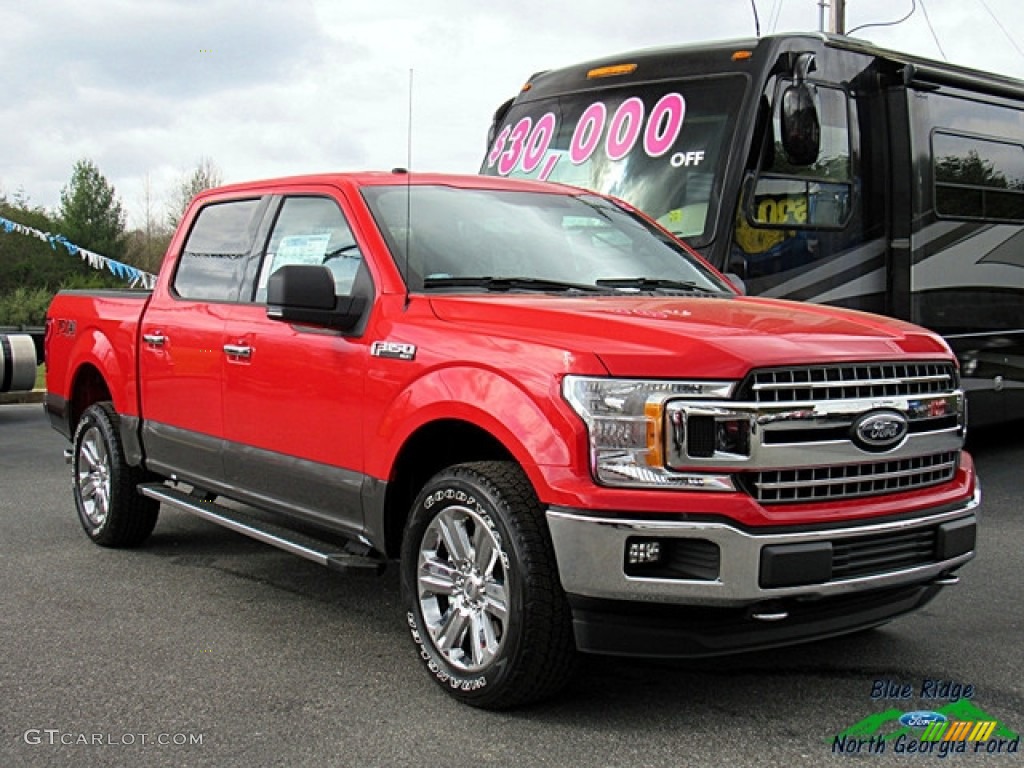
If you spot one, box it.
[780,52,820,167]
[725,272,747,295]
[781,84,820,166]
[267,264,367,331]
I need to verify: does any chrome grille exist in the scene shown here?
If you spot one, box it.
[741,362,958,403]
[747,451,958,504]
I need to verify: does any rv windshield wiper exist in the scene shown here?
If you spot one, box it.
[423,276,609,293]
[595,277,715,293]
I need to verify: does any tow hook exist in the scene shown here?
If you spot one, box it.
[932,572,960,586]
[751,604,789,622]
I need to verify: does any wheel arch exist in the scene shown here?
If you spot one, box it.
[378,418,516,558]
[68,363,114,435]
[368,367,579,558]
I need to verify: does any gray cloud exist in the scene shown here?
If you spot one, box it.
[1,0,1022,221]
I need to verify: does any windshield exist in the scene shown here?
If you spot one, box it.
[480,76,746,245]
[361,185,731,294]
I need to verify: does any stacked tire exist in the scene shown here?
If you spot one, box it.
[0,334,36,392]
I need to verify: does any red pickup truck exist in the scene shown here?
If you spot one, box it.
[45,172,979,709]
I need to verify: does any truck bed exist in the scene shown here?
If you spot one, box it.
[45,289,151,436]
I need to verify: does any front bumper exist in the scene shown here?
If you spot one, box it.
[547,487,979,607]
[547,487,979,657]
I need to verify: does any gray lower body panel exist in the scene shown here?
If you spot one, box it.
[141,421,368,544]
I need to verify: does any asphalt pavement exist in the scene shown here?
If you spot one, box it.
[1,403,1021,767]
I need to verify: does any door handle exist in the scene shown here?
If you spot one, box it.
[223,344,253,358]
[143,333,167,346]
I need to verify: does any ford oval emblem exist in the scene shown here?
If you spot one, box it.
[851,410,909,452]
[899,711,948,728]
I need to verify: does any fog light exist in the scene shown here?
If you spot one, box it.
[627,540,662,565]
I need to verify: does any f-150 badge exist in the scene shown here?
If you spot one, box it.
[371,341,417,361]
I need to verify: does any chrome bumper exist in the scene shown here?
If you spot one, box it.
[546,487,980,607]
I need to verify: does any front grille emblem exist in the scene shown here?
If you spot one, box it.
[851,410,909,452]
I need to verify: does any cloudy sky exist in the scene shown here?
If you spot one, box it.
[3,0,1024,229]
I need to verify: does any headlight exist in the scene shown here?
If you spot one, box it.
[563,376,735,489]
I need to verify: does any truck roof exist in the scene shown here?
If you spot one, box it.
[194,171,586,201]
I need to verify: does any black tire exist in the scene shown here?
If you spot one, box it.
[72,402,159,547]
[400,461,576,709]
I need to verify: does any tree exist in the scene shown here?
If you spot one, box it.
[123,174,172,274]
[0,189,117,324]
[935,149,1021,189]
[58,159,127,260]
[167,157,224,229]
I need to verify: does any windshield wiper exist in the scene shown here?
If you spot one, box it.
[423,276,608,293]
[595,277,717,294]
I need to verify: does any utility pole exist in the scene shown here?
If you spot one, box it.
[830,0,847,34]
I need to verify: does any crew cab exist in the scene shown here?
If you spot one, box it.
[45,172,979,708]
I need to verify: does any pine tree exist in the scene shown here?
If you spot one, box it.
[57,159,127,259]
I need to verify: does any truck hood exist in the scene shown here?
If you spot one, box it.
[428,294,952,378]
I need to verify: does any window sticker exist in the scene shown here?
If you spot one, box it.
[275,233,331,267]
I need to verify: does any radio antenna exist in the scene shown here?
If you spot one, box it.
[403,67,414,308]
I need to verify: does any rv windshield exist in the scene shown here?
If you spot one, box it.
[481,75,746,246]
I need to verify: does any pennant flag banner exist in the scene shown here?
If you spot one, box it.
[0,214,157,290]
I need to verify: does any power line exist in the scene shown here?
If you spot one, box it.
[976,0,1024,61]
[847,0,917,36]
[917,0,948,61]
[769,0,784,33]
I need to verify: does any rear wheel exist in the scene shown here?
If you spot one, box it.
[400,461,575,709]
[72,402,159,547]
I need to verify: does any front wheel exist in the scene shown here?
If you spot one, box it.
[400,461,576,709]
[72,402,159,547]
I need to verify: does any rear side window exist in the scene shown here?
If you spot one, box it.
[174,199,262,301]
[933,131,1024,222]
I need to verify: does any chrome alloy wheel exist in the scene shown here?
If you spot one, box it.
[416,504,510,673]
[76,425,112,528]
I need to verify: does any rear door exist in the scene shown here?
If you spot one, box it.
[138,196,268,486]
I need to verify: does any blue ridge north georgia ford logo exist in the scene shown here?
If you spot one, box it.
[851,410,909,452]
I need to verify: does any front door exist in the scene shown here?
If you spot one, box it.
[221,191,372,534]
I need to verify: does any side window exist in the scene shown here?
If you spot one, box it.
[255,197,363,303]
[746,83,853,230]
[174,199,262,301]
[932,131,1024,222]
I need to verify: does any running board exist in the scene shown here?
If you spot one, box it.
[138,483,386,575]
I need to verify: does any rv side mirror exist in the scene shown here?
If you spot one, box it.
[487,98,514,148]
[781,83,820,167]
[267,264,366,331]
[725,272,747,295]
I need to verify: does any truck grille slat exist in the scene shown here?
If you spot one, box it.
[749,452,958,503]
[741,362,959,403]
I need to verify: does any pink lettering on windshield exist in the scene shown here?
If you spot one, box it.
[487,92,687,180]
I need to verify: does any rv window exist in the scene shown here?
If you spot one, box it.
[745,83,853,231]
[765,83,851,182]
[932,131,1024,222]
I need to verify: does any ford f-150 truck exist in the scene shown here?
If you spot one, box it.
[45,171,979,709]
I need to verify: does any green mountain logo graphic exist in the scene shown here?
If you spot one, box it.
[836,700,1020,742]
